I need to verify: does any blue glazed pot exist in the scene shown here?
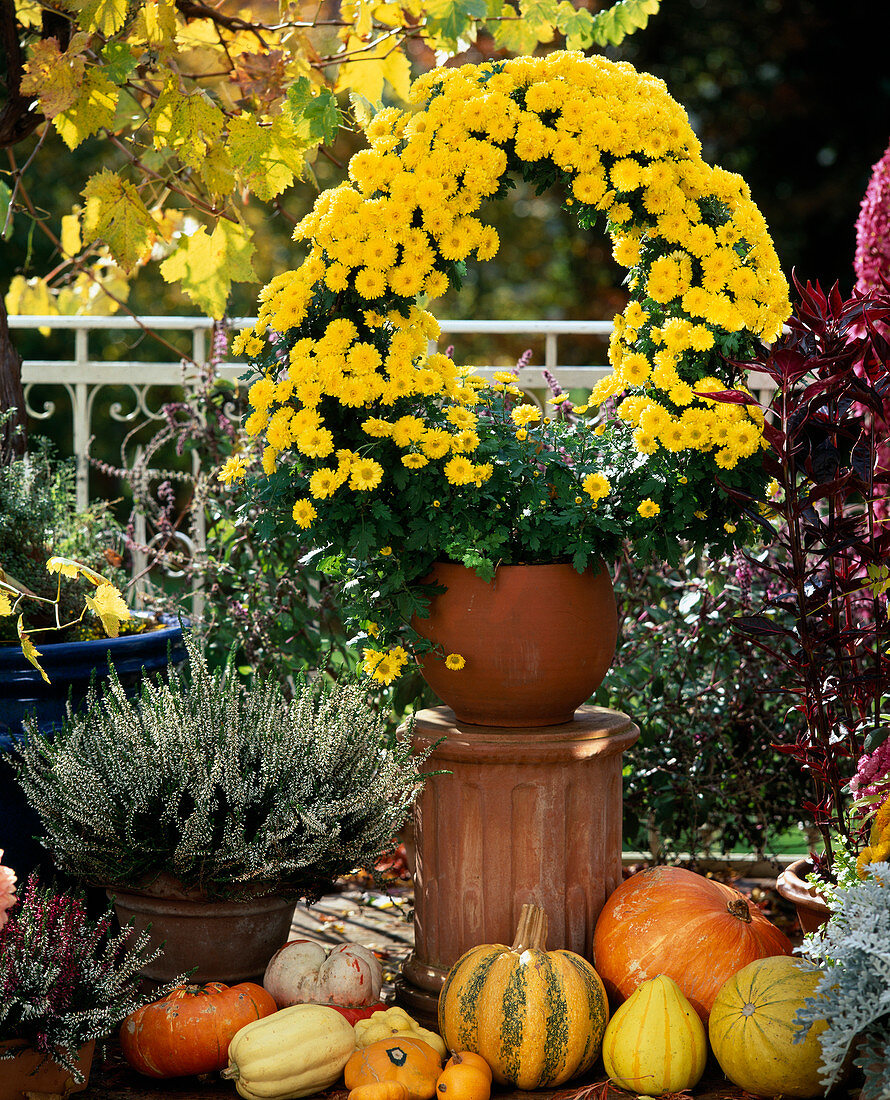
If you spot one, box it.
[0,619,186,879]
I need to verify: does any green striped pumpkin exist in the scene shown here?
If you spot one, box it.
[437,904,609,1089]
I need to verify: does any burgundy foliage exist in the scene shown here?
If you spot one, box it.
[719,277,890,870]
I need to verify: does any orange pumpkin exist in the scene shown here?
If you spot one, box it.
[120,982,278,1078]
[436,1052,492,1100]
[345,1037,443,1100]
[592,866,792,1021]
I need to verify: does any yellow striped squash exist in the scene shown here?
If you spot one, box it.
[437,904,609,1089]
[708,956,827,1099]
[602,975,707,1096]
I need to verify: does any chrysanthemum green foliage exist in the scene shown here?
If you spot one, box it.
[0,876,177,1079]
[13,635,429,900]
[796,862,890,1100]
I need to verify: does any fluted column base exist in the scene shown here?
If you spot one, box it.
[395,705,638,1026]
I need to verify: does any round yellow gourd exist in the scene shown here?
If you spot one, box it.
[709,956,828,1099]
[438,904,609,1089]
[602,975,707,1096]
[222,1003,356,1100]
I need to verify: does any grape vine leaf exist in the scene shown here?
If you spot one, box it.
[20,37,86,118]
[131,0,178,57]
[226,113,307,202]
[82,169,158,272]
[54,68,118,150]
[420,0,488,51]
[69,0,129,36]
[101,42,140,85]
[148,79,225,170]
[159,219,257,318]
[198,144,236,199]
[491,3,543,52]
[60,212,82,257]
[335,36,413,103]
[589,0,660,46]
[287,78,341,145]
[555,1,594,49]
[520,0,559,31]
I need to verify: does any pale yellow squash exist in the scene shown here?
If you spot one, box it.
[602,975,707,1096]
[222,1003,356,1099]
[709,956,828,1099]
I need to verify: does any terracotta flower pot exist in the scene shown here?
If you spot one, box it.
[776,857,831,935]
[0,1039,95,1100]
[108,874,294,984]
[413,561,618,727]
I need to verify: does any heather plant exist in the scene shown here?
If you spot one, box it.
[0,875,175,1080]
[595,547,811,860]
[717,278,890,873]
[12,634,431,900]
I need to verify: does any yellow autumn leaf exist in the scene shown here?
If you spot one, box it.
[17,617,49,684]
[54,68,118,151]
[130,0,178,57]
[46,555,108,585]
[84,583,130,638]
[3,275,55,332]
[60,211,81,257]
[148,78,226,170]
[14,0,43,29]
[70,0,128,36]
[82,169,158,273]
[334,35,412,104]
[0,591,13,616]
[197,143,236,199]
[20,36,85,118]
[159,218,257,318]
[225,113,305,202]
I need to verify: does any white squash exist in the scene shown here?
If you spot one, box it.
[263,939,383,1009]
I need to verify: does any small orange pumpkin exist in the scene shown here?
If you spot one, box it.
[349,1083,411,1100]
[345,1037,443,1100]
[436,1052,492,1100]
[120,982,278,1078]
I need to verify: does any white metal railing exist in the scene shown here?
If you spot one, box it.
[9,314,777,611]
[11,314,624,510]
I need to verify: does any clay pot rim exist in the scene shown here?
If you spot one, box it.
[776,857,830,911]
[102,871,291,905]
[426,559,608,576]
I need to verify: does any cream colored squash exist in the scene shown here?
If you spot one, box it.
[709,956,828,1099]
[222,1003,356,1100]
[602,975,707,1096]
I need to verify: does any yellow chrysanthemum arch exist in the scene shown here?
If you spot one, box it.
[236,50,790,488]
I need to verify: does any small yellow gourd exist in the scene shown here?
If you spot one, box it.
[602,975,707,1097]
[355,1007,447,1058]
[222,1003,356,1100]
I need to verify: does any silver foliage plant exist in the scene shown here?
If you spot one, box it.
[13,635,430,900]
[795,861,890,1100]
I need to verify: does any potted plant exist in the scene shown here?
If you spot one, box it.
[0,440,186,877]
[0,866,176,1100]
[221,51,791,727]
[11,634,433,983]
[713,278,890,925]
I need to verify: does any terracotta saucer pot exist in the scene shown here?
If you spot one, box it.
[413,561,618,727]
[776,858,830,934]
[0,1038,95,1099]
[108,874,294,984]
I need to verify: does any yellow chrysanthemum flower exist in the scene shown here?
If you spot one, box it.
[292,499,318,528]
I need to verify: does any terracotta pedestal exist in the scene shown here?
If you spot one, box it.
[396,705,639,1024]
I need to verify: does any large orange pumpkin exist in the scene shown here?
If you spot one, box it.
[592,866,792,1021]
[120,982,278,1078]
